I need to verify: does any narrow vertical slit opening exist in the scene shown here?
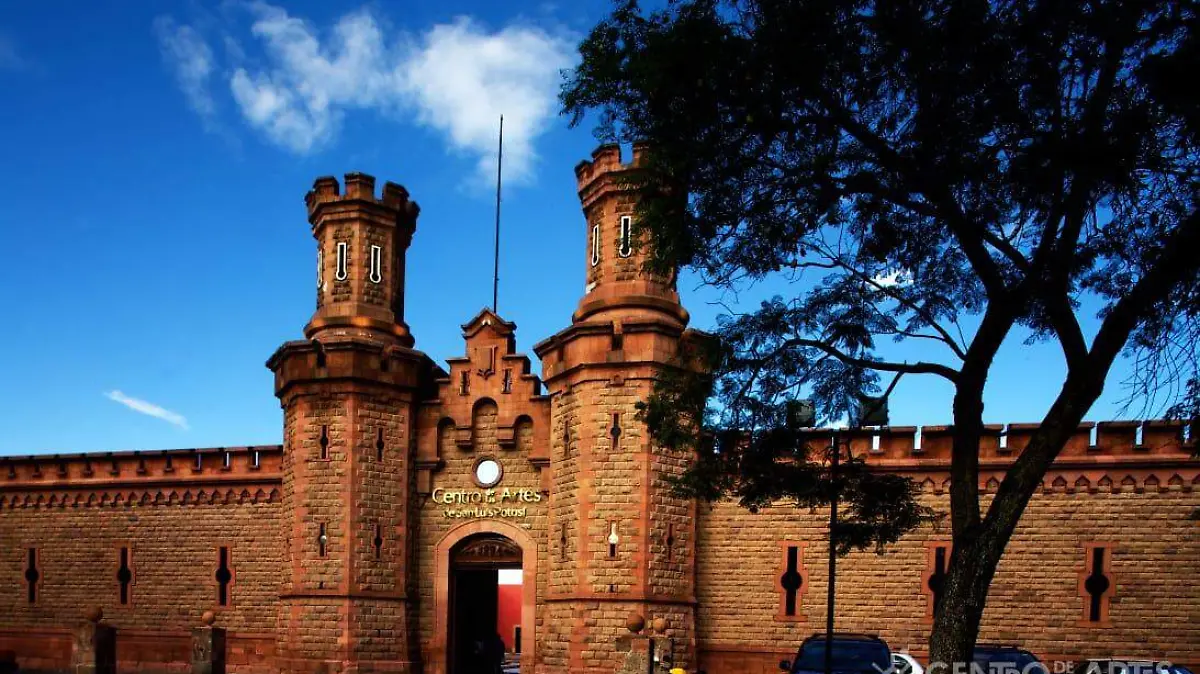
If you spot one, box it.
[780,545,802,616]
[930,546,948,614]
[618,215,633,258]
[369,244,383,284]
[335,241,349,281]
[24,548,38,604]
[117,547,132,605]
[215,547,232,606]
[1085,547,1111,622]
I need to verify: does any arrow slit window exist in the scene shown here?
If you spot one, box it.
[590,224,601,267]
[1079,543,1114,625]
[369,245,383,284]
[927,544,950,618]
[775,542,806,620]
[335,242,349,281]
[618,216,633,258]
[215,546,233,606]
[117,547,133,605]
[24,548,39,604]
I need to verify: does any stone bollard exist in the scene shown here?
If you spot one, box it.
[617,613,653,674]
[649,617,675,673]
[192,611,227,674]
[71,607,116,674]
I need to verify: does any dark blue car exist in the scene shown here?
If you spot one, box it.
[781,634,893,674]
[972,645,1048,674]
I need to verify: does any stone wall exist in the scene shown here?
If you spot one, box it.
[411,310,552,674]
[695,429,1200,674]
[0,446,283,673]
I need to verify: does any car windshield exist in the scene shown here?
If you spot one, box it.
[972,649,1044,674]
[792,640,891,674]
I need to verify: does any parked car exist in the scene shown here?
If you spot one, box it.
[1071,659,1194,674]
[780,634,893,674]
[892,652,925,674]
[973,645,1048,674]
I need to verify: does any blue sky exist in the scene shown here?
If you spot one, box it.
[0,1,1146,455]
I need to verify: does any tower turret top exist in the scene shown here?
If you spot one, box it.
[305,173,420,224]
[573,142,653,211]
[305,173,421,347]
[571,144,687,327]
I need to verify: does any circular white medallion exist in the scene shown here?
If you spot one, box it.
[474,458,502,488]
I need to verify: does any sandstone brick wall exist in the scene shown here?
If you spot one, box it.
[0,497,282,672]
[540,357,699,674]
[696,483,1200,674]
[413,398,550,660]
[276,385,416,667]
[410,313,552,674]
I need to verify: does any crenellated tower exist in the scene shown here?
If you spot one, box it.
[306,172,419,344]
[268,174,433,674]
[535,144,702,674]
[572,143,688,327]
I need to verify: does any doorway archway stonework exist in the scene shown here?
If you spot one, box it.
[433,520,538,674]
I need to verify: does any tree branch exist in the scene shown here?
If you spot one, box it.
[983,207,1200,543]
[811,241,969,360]
[782,337,961,381]
[824,104,1012,297]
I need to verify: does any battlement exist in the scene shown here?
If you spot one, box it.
[304,172,420,220]
[0,445,283,494]
[801,419,1194,464]
[574,142,652,193]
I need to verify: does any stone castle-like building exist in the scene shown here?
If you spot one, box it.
[0,146,1197,674]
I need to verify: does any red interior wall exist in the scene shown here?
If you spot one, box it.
[496,582,522,653]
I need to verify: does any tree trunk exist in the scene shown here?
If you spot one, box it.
[930,372,1106,668]
[928,527,1005,669]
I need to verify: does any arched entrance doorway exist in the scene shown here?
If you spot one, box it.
[450,534,521,674]
[434,521,537,674]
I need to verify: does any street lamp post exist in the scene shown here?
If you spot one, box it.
[822,393,888,674]
[824,430,840,674]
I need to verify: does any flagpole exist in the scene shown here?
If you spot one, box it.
[493,115,504,313]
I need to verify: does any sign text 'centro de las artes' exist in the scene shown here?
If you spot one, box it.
[431,487,542,519]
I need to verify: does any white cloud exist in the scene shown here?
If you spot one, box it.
[154,17,217,121]
[871,269,911,288]
[104,390,190,430]
[400,18,575,184]
[159,3,575,185]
